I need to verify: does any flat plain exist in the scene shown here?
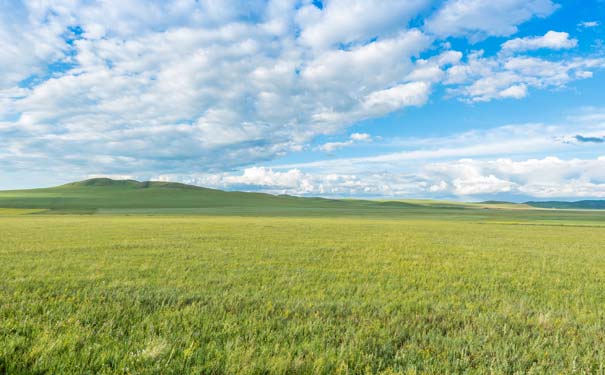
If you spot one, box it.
[2,181,605,374]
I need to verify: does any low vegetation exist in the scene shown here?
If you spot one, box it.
[2,180,605,373]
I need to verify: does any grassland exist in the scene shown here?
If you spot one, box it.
[2,212,605,374]
[2,180,605,373]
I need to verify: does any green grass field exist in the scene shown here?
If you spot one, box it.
[2,180,605,373]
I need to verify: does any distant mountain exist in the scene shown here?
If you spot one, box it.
[525,200,605,210]
[479,200,517,205]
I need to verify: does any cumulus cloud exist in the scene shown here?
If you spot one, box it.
[425,0,558,40]
[0,2,439,176]
[296,0,430,49]
[159,156,605,199]
[222,167,314,192]
[363,82,431,115]
[424,157,605,198]
[159,168,427,197]
[444,51,605,102]
[425,162,516,195]
[501,31,577,53]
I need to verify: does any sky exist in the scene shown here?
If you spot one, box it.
[1,0,605,201]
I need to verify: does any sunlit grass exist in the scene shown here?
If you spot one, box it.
[2,214,605,373]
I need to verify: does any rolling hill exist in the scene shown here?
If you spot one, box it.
[2,178,605,216]
[0,178,418,213]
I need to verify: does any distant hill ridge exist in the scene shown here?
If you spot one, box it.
[61,178,207,190]
[480,200,515,205]
[525,200,605,209]
[477,199,605,210]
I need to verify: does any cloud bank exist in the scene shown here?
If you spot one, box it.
[156,109,605,199]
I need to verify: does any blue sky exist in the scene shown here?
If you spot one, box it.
[1,0,605,201]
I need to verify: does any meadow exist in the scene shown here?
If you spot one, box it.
[2,208,605,374]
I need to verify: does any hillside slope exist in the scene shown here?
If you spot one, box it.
[0,178,417,211]
[4,178,605,216]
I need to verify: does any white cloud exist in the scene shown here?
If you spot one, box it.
[425,0,558,40]
[498,84,528,99]
[316,133,372,152]
[429,180,449,193]
[578,21,600,28]
[405,51,463,83]
[575,70,593,79]
[316,141,353,153]
[224,167,313,191]
[159,168,426,197]
[0,4,436,175]
[88,174,136,181]
[0,2,70,89]
[501,31,577,53]
[350,133,371,141]
[296,0,430,50]
[424,157,605,198]
[159,156,605,199]
[273,121,582,172]
[444,52,605,102]
[363,82,431,115]
[453,174,514,195]
[142,106,605,199]
[207,113,605,198]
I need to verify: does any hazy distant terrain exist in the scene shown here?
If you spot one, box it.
[525,200,605,209]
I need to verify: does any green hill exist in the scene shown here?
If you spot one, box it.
[4,178,605,216]
[0,178,419,213]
